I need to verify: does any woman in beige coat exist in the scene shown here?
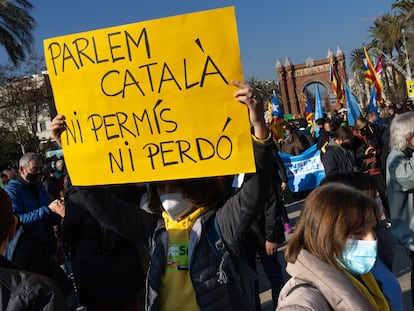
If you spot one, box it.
[277,183,390,311]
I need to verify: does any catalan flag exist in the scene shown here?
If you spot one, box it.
[269,90,285,142]
[363,47,383,104]
[330,61,345,105]
[301,88,307,109]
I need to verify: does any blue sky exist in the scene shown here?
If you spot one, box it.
[9,0,396,81]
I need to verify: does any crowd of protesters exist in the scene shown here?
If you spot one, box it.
[1,96,414,311]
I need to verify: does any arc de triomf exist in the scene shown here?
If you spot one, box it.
[276,47,347,117]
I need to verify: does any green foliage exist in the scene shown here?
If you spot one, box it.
[0,53,51,161]
[0,126,22,165]
[246,77,278,102]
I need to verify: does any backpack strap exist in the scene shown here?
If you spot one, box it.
[206,216,230,285]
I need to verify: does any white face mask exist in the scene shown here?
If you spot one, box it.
[159,193,193,220]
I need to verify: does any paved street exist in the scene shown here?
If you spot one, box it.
[258,199,414,311]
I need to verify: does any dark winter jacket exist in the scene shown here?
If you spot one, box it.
[4,223,73,299]
[316,128,330,152]
[61,185,146,307]
[321,141,354,176]
[246,144,286,247]
[296,128,314,150]
[0,255,68,310]
[75,137,273,311]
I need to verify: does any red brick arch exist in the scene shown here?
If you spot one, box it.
[276,52,347,117]
[297,78,330,111]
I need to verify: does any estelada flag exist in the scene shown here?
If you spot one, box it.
[304,87,313,124]
[269,90,285,141]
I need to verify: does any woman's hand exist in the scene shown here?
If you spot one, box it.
[232,81,268,140]
[50,114,66,146]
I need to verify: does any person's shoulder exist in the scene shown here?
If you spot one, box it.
[387,149,405,159]
[0,264,54,292]
[0,267,68,310]
[4,179,22,193]
[5,178,20,187]
[324,144,336,153]
[277,280,330,311]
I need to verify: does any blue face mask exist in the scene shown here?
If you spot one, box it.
[339,239,377,275]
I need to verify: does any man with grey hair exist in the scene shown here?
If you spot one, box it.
[386,111,414,308]
[5,153,63,257]
[4,153,65,263]
[3,152,75,306]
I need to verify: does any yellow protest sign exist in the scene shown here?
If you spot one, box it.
[407,80,414,98]
[44,6,255,186]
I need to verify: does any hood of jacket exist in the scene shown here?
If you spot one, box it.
[278,249,375,311]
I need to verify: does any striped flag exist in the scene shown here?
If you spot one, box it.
[330,61,345,105]
[363,47,383,104]
[376,55,383,78]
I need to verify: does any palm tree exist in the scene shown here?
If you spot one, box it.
[0,0,35,65]
[367,13,406,103]
[392,0,414,24]
[349,48,369,104]
[392,1,414,74]
[349,48,365,74]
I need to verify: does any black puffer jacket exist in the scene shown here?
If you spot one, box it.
[76,138,273,311]
[0,255,68,310]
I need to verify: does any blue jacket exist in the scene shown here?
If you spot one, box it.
[5,178,59,255]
